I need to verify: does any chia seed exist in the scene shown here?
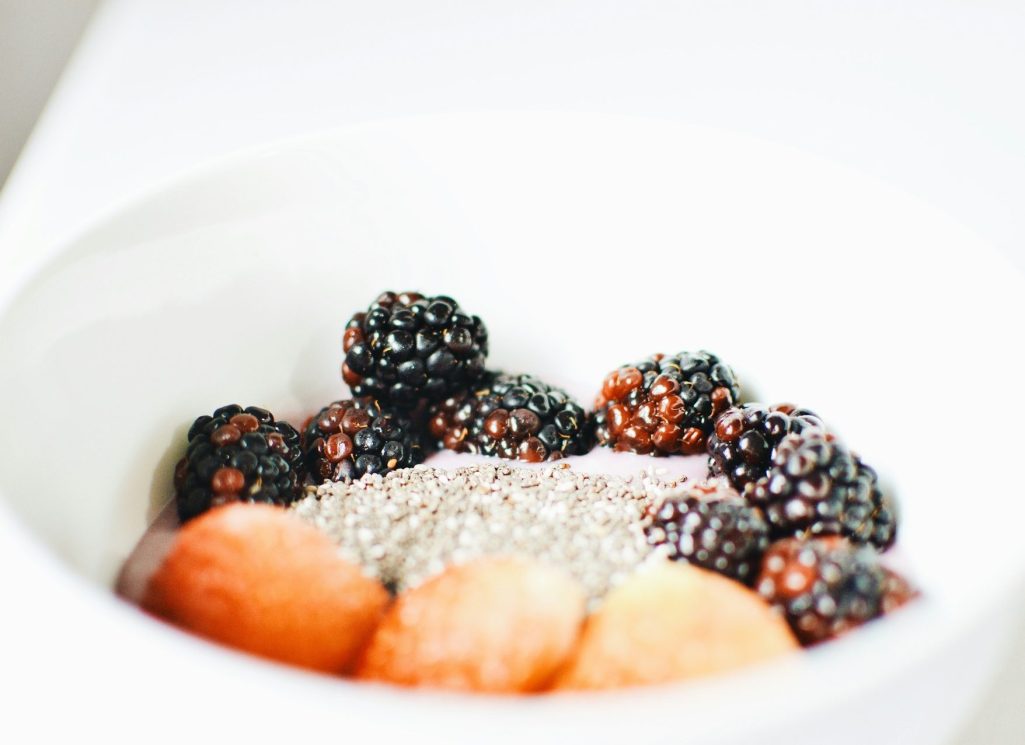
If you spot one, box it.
[290,462,683,602]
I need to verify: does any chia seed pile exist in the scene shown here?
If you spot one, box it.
[291,463,680,602]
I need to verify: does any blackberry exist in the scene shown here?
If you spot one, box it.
[174,404,304,522]
[756,537,916,646]
[342,291,488,408]
[645,479,770,585]
[749,431,897,549]
[428,372,591,462]
[302,397,430,482]
[707,403,825,489]
[593,351,739,455]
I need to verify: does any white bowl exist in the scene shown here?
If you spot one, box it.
[1,113,1023,743]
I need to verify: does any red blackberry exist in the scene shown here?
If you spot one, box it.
[593,350,739,455]
[707,403,825,489]
[427,372,591,462]
[342,291,488,409]
[302,397,431,482]
[645,479,770,585]
[756,537,916,646]
[749,431,897,549]
[174,404,304,522]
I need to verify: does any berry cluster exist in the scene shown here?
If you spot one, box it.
[342,291,488,407]
[168,288,916,649]
[593,351,739,455]
[336,292,593,468]
[643,403,906,643]
[589,347,909,644]
[645,478,910,644]
[755,537,916,645]
[173,290,594,521]
[645,479,770,585]
[707,403,824,488]
[302,397,429,481]
[427,373,591,462]
[749,431,896,549]
[173,405,304,522]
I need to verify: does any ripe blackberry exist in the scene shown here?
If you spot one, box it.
[303,397,430,482]
[174,404,304,522]
[707,403,825,489]
[428,372,591,462]
[645,479,770,585]
[756,537,915,646]
[748,431,897,549]
[342,291,488,408]
[593,351,740,456]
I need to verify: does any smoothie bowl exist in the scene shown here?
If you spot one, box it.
[0,113,1023,743]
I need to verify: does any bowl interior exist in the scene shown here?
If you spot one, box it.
[0,112,1023,667]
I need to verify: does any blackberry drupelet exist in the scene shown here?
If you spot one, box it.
[174,404,304,522]
[849,457,899,550]
[342,291,488,408]
[593,350,740,456]
[755,537,915,646]
[707,403,825,490]
[428,372,591,462]
[749,432,897,549]
[645,479,770,585]
[303,397,430,482]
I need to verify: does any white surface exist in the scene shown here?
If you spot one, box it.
[0,1,1023,742]
[0,114,1023,744]
[0,0,99,185]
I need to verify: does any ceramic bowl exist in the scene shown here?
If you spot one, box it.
[1,113,1023,743]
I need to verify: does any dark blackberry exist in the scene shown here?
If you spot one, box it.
[645,479,770,585]
[756,537,916,646]
[173,404,304,522]
[342,291,488,409]
[707,403,825,489]
[748,431,897,549]
[302,397,430,482]
[593,350,739,455]
[428,372,591,462]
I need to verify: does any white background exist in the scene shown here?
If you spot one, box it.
[0,0,98,184]
[0,2,1023,742]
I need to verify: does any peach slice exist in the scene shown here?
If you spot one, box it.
[552,561,797,690]
[357,557,585,692]
[143,503,389,674]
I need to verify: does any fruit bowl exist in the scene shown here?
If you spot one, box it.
[0,112,1023,743]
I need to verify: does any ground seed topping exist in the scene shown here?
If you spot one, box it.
[291,463,682,602]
